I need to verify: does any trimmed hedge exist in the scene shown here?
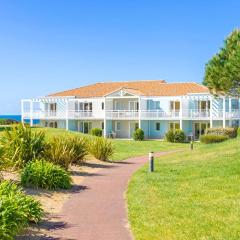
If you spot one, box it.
[200,134,229,144]
[205,127,237,138]
[133,129,144,141]
[90,128,103,137]
[21,159,72,190]
[238,127,240,137]
[165,129,185,143]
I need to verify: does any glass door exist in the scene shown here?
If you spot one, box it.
[129,101,138,111]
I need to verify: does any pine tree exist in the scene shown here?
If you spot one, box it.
[203,29,240,96]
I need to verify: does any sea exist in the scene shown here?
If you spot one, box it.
[0,115,39,124]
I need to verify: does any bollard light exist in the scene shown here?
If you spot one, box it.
[149,151,154,172]
[190,141,193,150]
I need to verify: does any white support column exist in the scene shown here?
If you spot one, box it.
[103,97,107,138]
[30,100,33,127]
[138,97,141,129]
[210,96,213,128]
[223,96,226,128]
[229,97,232,127]
[21,100,24,124]
[180,97,183,130]
[66,100,69,131]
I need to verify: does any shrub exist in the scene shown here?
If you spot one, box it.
[88,137,114,161]
[165,129,185,143]
[174,129,185,143]
[0,124,46,168]
[0,180,43,239]
[133,129,144,141]
[45,136,88,169]
[237,127,240,137]
[21,159,72,190]
[205,127,237,138]
[200,134,229,144]
[0,119,18,125]
[90,128,102,137]
[165,129,175,142]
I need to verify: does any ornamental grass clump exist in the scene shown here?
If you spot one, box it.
[45,135,88,169]
[21,159,72,190]
[88,136,114,161]
[0,180,43,239]
[0,124,46,168]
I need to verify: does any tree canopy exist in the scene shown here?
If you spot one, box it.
[203,29,240,96]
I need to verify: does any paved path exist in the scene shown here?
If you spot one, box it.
[50,151,175,240]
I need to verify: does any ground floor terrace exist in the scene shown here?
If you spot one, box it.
[39,119,240,140]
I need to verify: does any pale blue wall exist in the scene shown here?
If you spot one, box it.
[141,120,170,139]
[68,120,77,131]
[141,120,193,139]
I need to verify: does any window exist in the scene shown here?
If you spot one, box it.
[115,122,121,131]
[102,122,104,130]
[135,123,139,130]
[170,122,180,130]
[156,122,160,131]
[102,102,104,110]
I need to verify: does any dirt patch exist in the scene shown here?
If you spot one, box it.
[3,159,112,239]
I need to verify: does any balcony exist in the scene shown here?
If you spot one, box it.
[141,110,180,119]
[68,110,94,119]
[106,110,139,120]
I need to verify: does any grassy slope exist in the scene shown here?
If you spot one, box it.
[127,138,240,240]
[31,128,187,161]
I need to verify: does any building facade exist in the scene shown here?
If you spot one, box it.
[21,80,240,140]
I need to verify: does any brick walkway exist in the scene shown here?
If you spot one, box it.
[49,151,174,240]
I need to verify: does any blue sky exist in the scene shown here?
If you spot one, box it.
[0,0,239,114]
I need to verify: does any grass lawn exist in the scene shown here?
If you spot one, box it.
[127,138,240,240]
[30,127,187,161]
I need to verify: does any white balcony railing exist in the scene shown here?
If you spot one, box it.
[22,109,240,121]
[183,110,210,118]
[106,110,139,119]
[68,110,93,119]
[141,110,180,119]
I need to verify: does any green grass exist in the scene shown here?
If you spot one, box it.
[112,140,187,161]
[127,138,240,240]
[31,127,187,161]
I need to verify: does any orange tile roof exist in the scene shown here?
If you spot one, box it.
[49,80,209,98]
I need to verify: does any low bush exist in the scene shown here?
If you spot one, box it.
[45,136,88,169]
[205,127,237,138]
[133,129,144,141]
[21,159,72,190]
[165,129,185,143]
[0,124,46,168]
[200,134,229,144]
[88,137,114,161]
[0,119,18,125]
[0,180,43,239]
[165,129,175,142]
[90,128,102,137]
[0,126,12,132]
[237,127,240,137]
